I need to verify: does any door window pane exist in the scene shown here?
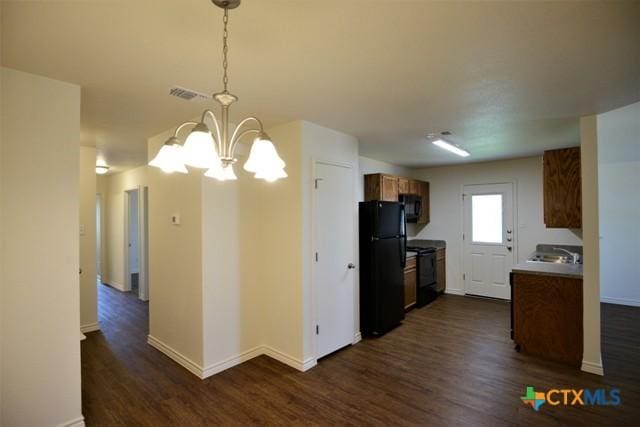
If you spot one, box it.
[472,194,503,243]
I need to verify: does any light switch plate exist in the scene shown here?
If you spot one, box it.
[171,214,181,225]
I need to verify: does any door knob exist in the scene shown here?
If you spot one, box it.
[348,263,356,269]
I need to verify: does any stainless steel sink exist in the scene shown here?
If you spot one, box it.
[527,254,581,265]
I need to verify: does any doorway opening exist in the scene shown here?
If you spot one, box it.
[462,183,516,300]
[124,187,149,301]
[96,193,102,284]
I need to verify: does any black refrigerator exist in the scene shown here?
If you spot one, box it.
[359,201,406,336]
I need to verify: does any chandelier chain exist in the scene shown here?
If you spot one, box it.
[222,7,229,92]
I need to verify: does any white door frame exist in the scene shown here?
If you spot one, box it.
[310,158,358,361]
[460,181,518,296]
[123,186,149,301]
[96,193,102,280]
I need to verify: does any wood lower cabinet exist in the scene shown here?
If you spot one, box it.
[512,272,583,366]
[435,248,446,293]
[404,256,417,310]
[543,147,582,228]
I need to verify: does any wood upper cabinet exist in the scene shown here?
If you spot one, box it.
[418,181,430,225]
[398,177,409,194]
[365,174,430,223]
[435,248,446,293]
[404,256,417,310]
[543,147,582,228]
[409,180,420,195]
[381,175,399,201]
[512,272,583,366]
[365,174,398,202]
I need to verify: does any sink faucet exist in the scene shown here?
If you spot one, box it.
[553,247,581,264]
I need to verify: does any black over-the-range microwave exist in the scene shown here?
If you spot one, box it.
[399,194,422,222]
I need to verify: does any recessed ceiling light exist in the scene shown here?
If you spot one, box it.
[95,165,110,175]
[432,139,470,157]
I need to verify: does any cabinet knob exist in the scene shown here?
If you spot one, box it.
[348,263,356,269]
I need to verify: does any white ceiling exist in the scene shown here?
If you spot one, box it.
[2,0,639,171]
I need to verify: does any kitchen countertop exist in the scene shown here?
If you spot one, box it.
[407,251,418,258]
[512,261,583,279]
[407,239,446,249]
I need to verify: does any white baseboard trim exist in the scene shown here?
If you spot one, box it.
[581,359,604,376]
[148,335,205,378]
[59,416,85,427]
[353,331,362,344]
[106,281,126,292]
[80,322,100,334]
[148,335,317,379]
[262,345,316,372]
[201,346,264,379]
[445,288,465,296]
[601,296,640,307]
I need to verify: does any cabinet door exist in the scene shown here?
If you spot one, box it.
[381,175,399,202]
[436,249,446,293]
[418,181,430,224]
[409,180,420,195]
[513,273,583,366]
[398,177,409,194]
[543,147,581,228]
[404,266,417,309]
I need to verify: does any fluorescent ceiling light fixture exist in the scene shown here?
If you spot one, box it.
[432,139,470,157]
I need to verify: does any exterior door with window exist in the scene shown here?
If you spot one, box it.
[463,183,515,300]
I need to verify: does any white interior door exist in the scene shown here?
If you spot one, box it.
[314,161,356,359]
[463,183,515,300]
[127,190,139,274]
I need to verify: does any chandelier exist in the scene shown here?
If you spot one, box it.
[149,0,286,182]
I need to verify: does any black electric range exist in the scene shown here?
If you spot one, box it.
[406,241,438,307]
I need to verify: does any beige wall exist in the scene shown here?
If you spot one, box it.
[580,115,603,375]
[147,128,204,367]
[412,156,583,294]
[101,165,147,289]
[80,146,98,330]
[146,120,361,376]
[1,68,83,426]
[597,101,640,306]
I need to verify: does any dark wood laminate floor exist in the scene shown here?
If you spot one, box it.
[82,284,640,426]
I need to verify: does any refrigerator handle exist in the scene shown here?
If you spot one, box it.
[400,204,407,268]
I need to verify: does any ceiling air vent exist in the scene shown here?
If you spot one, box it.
[169,86,211,102]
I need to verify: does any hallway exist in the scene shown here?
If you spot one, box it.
[81,284,640,425]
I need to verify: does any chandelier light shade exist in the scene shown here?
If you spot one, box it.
[205,163,238,181]
[149,137,189,174]
[148,0,286,182]
[243,135,285,174]
[182,123,220,169]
